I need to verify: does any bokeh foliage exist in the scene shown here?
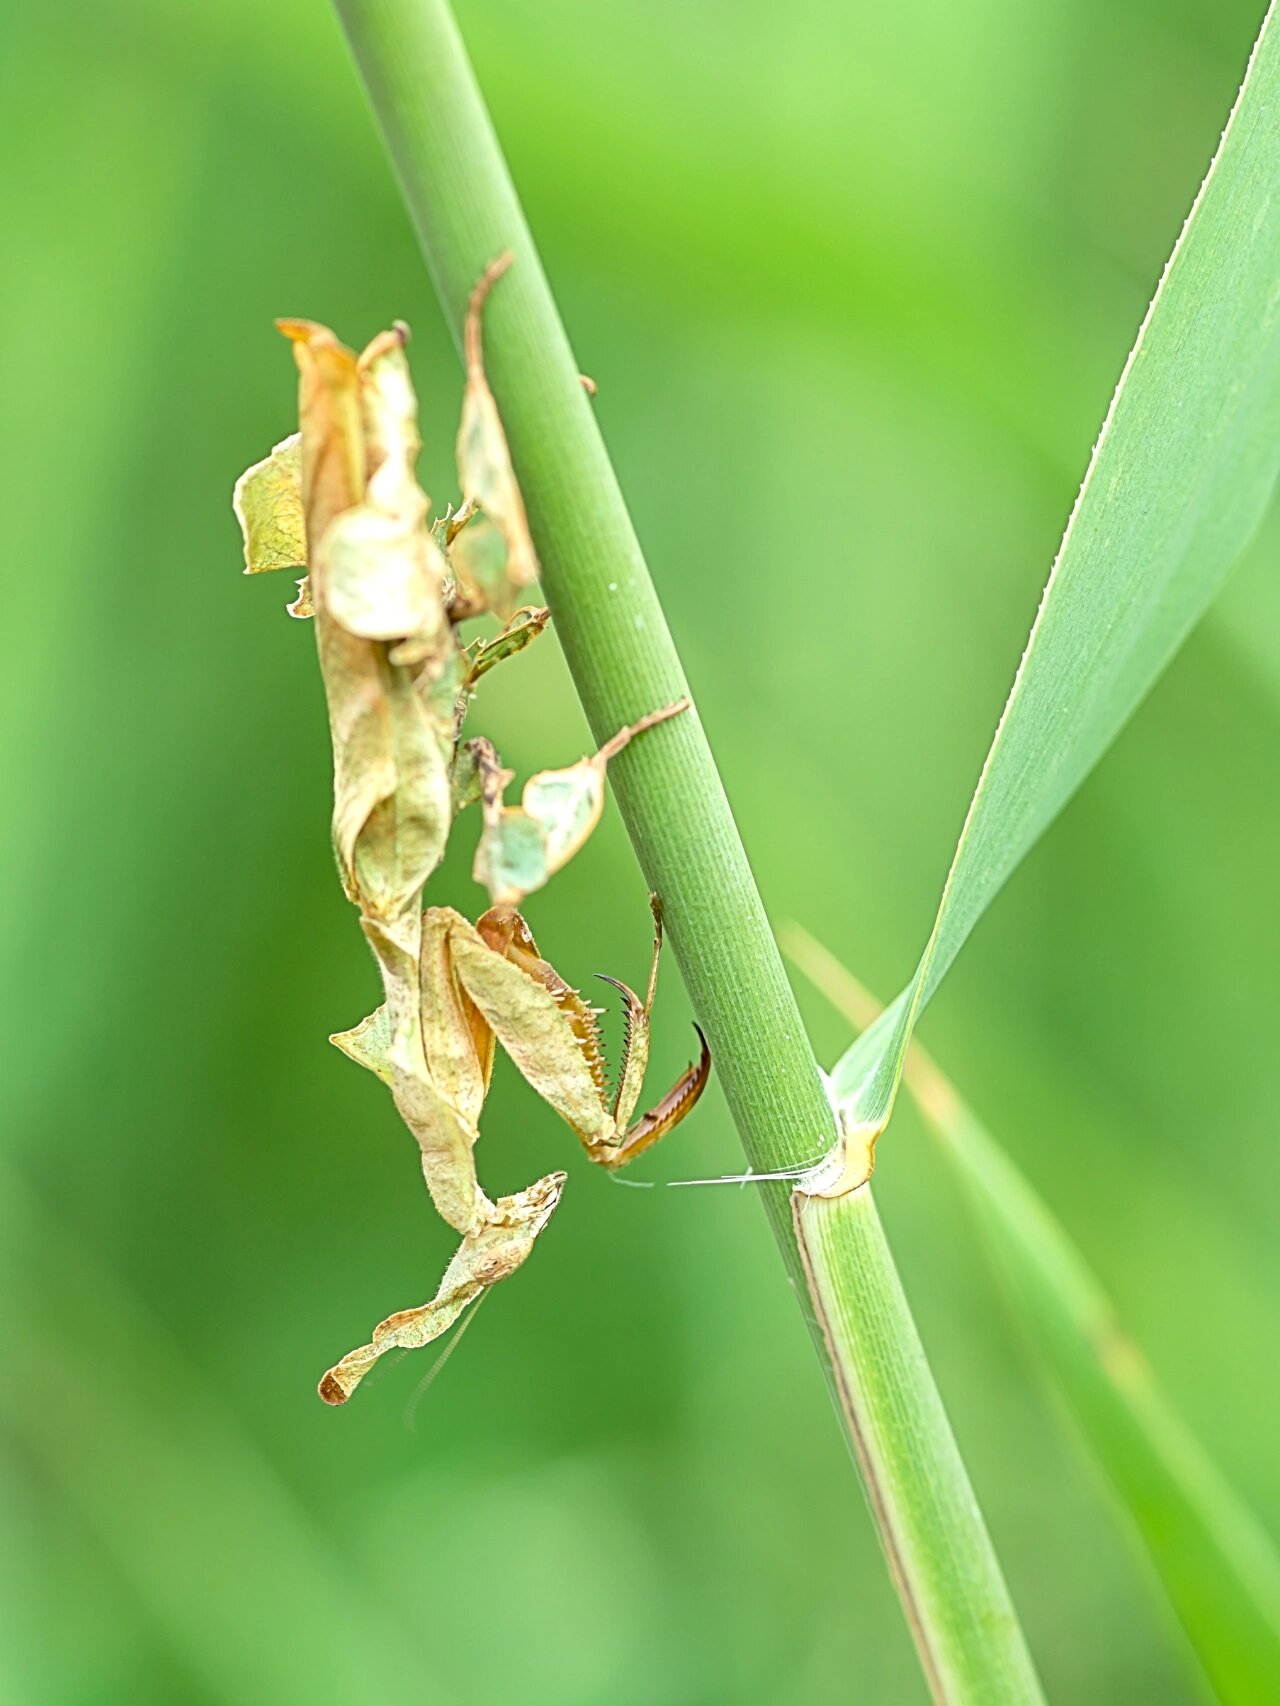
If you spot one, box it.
[2,1,1276,1701]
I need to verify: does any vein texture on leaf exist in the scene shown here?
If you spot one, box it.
[833,5,1280,1132]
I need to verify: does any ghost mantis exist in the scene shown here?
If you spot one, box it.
[232,253,710,1403]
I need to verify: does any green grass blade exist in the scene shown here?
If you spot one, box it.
[329,1,1045,1696]
[793,927,1280,1706]
[832,3,1280,1130]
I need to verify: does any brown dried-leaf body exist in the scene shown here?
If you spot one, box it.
[233,262,710,1404]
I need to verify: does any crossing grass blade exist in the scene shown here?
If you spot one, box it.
[792,926,1280,1706]
[830,2,1280,1138]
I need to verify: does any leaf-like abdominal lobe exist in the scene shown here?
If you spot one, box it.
[329,1002,394,1084]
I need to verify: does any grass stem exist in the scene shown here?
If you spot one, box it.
[331,3,1044,1695]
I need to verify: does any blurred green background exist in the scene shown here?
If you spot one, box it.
[3,1,1277,1700]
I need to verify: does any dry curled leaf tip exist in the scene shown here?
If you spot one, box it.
[317,1370,347,1406]
[275,316,347,351]
[317,1168,567,1405]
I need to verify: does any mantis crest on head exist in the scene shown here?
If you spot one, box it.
[232,254,710,1404]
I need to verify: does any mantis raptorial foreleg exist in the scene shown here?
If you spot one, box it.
[449,899,711,1170]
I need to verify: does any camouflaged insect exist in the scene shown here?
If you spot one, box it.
[232,254,709,1404]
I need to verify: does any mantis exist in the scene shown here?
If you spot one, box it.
[232,255,709,1404]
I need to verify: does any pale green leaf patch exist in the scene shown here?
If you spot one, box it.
[232,433,306,577]
[472,699,690,906]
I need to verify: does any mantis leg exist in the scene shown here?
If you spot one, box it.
[454,900,710,1168]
